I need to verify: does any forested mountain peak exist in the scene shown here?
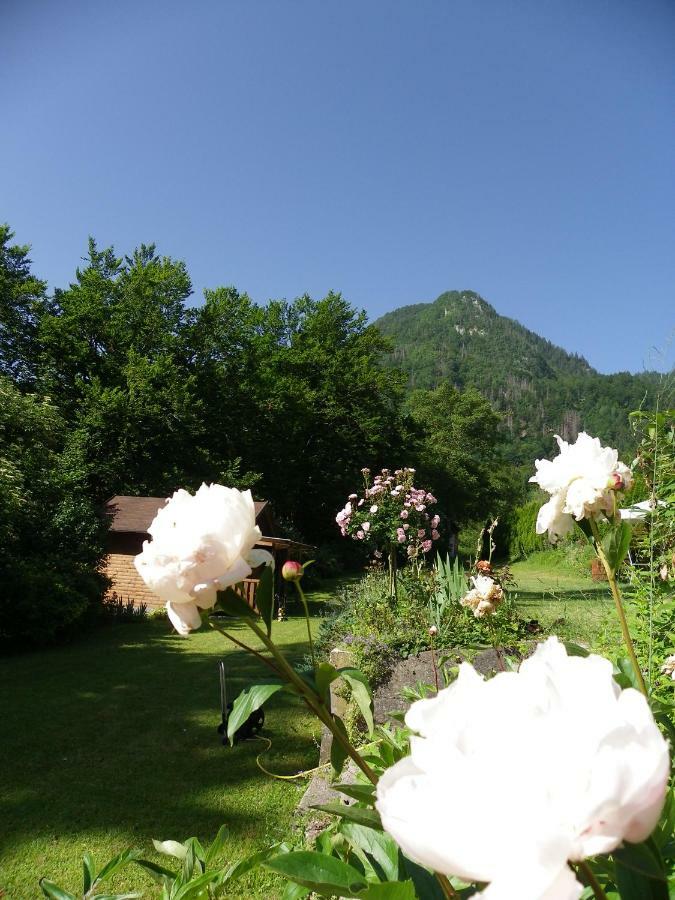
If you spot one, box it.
[375,290,662,464]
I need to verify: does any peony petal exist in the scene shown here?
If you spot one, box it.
[166,600,203,635]
[246,548,275,570]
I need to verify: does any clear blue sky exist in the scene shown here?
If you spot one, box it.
[2,0,674,373]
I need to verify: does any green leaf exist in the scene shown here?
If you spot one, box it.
[355,881,417,899]
[334,782,377,803]
[153,839,188,860]
[204,823,229,866]
[313,801,383,830]
[216,586,259,620]
[563,642,591,658]
[340,668,375,736]
[575,518,594,544]
[315,661,340,704]
[223,843,285,882]
[89,893,142,899]
[400,853,446,900]
[227,683,283,745]
[83,851,95,892]
[614,840,668,900]
[330,714,349,775]
[132,858,176,886]
[172,870,221,900]
[281,883,310,899]
[601,521,632,573]
[340,822,399,881]
[38,880,77,900]
[255,565,275,637]
[93,849,142,884]
[264,851,368,895]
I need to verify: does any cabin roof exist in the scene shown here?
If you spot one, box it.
[106,495,269,534]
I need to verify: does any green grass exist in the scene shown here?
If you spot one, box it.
[0,614,322,899]
[510,549,624,653]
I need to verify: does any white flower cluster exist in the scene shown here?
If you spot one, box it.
[660,654,675,680]
[134,484,272,635]
[460,574,504,618]
[376,638,669,900]
[530,433,633,542]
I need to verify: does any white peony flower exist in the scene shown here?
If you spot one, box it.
[376,638,669,900]
[134,484,273,635]
[459,574,504,618]
[530,433,633,541]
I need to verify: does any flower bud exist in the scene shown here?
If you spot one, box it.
[476,560,492,575]
[429,625,438,637]
[281,560,303,582]
[609,472,625,491]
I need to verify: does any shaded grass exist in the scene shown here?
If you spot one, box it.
[0,616,321,898]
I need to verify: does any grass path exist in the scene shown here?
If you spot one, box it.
[0,615,321,898]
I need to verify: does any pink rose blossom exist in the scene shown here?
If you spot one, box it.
[431,515,440,528]
[418,529,426,539]
[403,523,410,530]
[357,529,365,540]
[432,529,440,540]
[416,504,426,512]
[370,505,378,513]
[400,509,409,519]
[358,499,364,507]
[422,539,432,552]
[362,522,370,532]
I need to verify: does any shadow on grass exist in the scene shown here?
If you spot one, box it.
[0,618,320,866]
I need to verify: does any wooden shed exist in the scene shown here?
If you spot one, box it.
[105,495,312,610]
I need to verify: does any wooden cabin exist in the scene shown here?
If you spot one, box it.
[104,495,312,611]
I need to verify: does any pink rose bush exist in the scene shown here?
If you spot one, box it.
[336,466,441,559]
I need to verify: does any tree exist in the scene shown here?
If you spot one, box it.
[0,224,46,384]
[408,382,515,525]
[0,377,108,646]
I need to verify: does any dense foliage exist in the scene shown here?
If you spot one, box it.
[376,289,663,465]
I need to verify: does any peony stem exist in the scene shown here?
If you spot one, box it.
[209,620,282,676]
[577,861,609,900]
[589,520,648,697]
[436,873,459,899]
[292,580,316,669]
[243,618,379,784]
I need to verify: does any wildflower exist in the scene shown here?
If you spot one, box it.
[134,484,272,635]
[376,638,669,900]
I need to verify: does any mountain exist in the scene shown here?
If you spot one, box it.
[375,290,665,464]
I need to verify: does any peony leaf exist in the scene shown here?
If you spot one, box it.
[227,683,283,745]
[132,858,176,886]
[614,839,668,899]
[334,782,377,803]
[312,801,383,830]
[255,565,275,637]
[340,822,399,881]
[263,850,368,895]
[399,854,446,900]
[329,714,349,775]
[314,661,340,704]
[355,882,417,899]
[339,668,375,736]
[216,586,259,620]
[601,521,632,573]
[281,883,310,899]
[92,848,143,884]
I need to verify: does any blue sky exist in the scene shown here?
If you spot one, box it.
[2,0,674,373]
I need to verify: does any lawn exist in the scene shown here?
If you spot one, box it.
[510,549,624,654]
[0,613,322,899]
[0,558,629,897]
